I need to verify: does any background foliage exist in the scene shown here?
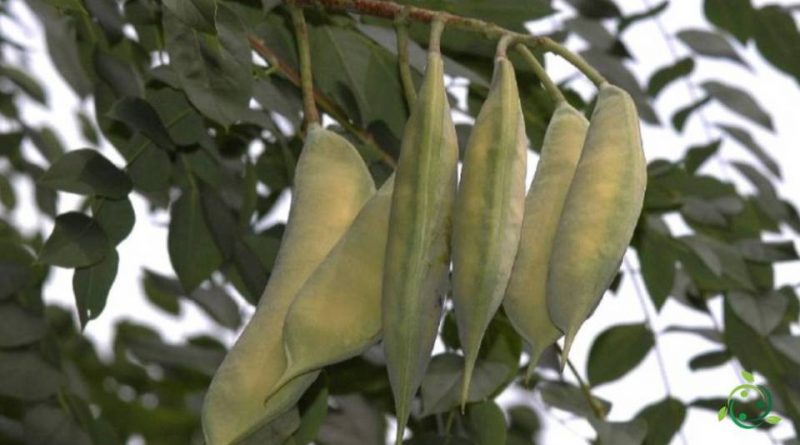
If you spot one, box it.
[1,0,799,443]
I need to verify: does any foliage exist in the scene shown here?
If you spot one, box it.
[0,0,798,443]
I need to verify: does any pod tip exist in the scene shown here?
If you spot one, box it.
[559,333,576,373]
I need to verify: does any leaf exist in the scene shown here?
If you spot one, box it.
[671,96,710,132]
[618,1,669,34]
[589,418,648,445]
[466,401,507,445]
[539,381,612,418]
[736,240,798,263]
[684,139,721,174]
[317,395,385,445]
[0,351,63,401]
[23,405,91,445]
[163,0,216,33]
[28,126,64,164]
[93,48,144,99]
[168,188,223,292]
[636,226,676,310]
[702,81,773,130]
[121,329,224,376]
[663,325,722,343]
[39,212,111,268]
[587,323,654,386]
[92,197,135,246]
[84,0,124,41]
[73,249,118,329]
[40,10,92,97]
[163,5,253,126]
[565,0,621,18]
[677,29,748,68]
[187,285,241,330]
[647,58,694,98]
[719,124,780,178]
[40,149,133,199]
[0,302,46,347]
[753,5,800,83]
[0,241,34,299]
[741,370,755,383]
[634,397,685,445]
[731,162,785,223]
[727,291,787,336]
[142,269,182,315]
[765,415,781,425]
[108,97,177,151]
[769,335,800,367]
[718,405,727,421]
[704,0,754,43]
[566,17,616,50]
[689,349,731,370]
[0,64,47,104]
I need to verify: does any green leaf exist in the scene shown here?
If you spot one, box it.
[317,395,385,445]
[40,10,92,97]
[671,96,711,132]
[741,370,755,383]
[40,149,133,199]
[736,240,798,263]
[168,188,223,292]
[587,323,654,386]
[121,326,224,376]
[92,197,135,246]
[23,405,92,445]
[768,335,800,367]
[163,5,253,126]
[647,58,694,98]
[684,139,721,174]
[704,0,754,43]
[0,241,34,299]
[186,285,241,330]
[618,1,668,34]
[753,5,800,83]
[0,302,46,347]
[636,224,676,310]
[635,397,686,445]
[689,349,731,370]
[765,415,781,425]
[39,212,111,268]
[142,269,182,315]
[717,405,727,421]
[677,29,748,68]
[727,291,787,336]
[538,381,612,418]
[108,97,177,151]
[84,0,124,41]
[731,162,785,223]
[28,126,65,164]
[718,124,780,177]
[566,0,621,18]
[0,64,47,104]
[163,0,216,33]
[73,249,119,329]
[466,401,507,445]
[589,418,648,445]
[565,17,616,50]
[702,81,773,130]
[0,351,63,401]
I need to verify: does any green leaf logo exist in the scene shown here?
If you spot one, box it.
[718,406,728,421]
[741,370,754,383]
[765,416,782,425]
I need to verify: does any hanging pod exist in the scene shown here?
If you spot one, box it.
[547,84,647,367]
[202,125,375,445]
[382,19,459,445]
[268,175,395,396]
[503,102,589,375]
[452,49,527,407]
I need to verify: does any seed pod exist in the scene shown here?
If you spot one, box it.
[268,175,395,396]
[202,125,375,445]
[503,103,589,375]
[547,84,647,367]
[452,55,527,406]
[382,24,459,445]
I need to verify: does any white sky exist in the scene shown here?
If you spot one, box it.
[2,0,799,444]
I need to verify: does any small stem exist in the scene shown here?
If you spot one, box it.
[288,4,320,127]
[495,34,515,58]
[538,39,606,87]
[429,15,446,54]
[395,9,417,109]
[515,44,565,103]
[555,344,607,420]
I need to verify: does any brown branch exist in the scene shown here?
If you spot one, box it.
[248,35,397,168]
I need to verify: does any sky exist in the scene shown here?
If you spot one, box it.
[2,0,799,444]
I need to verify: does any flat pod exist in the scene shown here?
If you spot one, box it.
[547,84,647,366]
[503,103,588,372]
[381,49,459,443]
[202,125,375,445]
[271,175,395,393]
[451,56,527,404]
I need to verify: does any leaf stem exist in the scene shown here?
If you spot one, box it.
[554,343,607,420]
[288,4,320,127]
[286,0,606,86]
[515,44,565,103]
[394,8,417,110]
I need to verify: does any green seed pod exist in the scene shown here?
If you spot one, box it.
[452,55,527,406]
[503,102,589,375]
[268,176,395,396]
[547,84,647,367]
[202,125,375,445]
[382,26,459,445]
